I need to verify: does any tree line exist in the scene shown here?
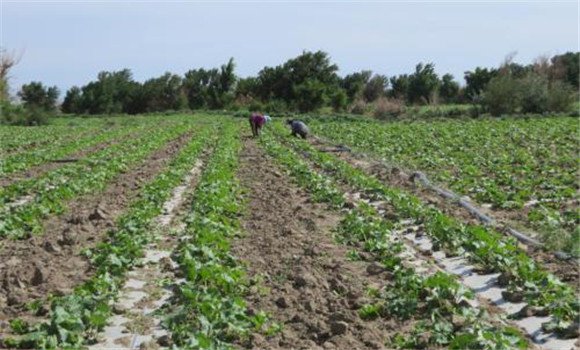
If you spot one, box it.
[5,50,580,122]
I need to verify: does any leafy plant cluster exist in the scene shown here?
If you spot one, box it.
[338,206,528,349]
[0,120,188,238]
[3,122,213,349]
[274,124,578,337]
[309,116,579,254]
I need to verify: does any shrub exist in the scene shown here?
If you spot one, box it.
[331,89,348,112]
[547,80,575,112]
[248,100,265,113]
[372,97,405,120]
[293,79,327,112]
[350,98,368,115]
[480,75,521,116]
[482,73,575,116]
[519,74,550,114]
[18,82,59,112]
[0,103,51,126]
[263,99,288,113]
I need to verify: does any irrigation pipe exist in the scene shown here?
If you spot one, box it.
[309,134,575,259]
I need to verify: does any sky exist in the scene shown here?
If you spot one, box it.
[1,0,578,95]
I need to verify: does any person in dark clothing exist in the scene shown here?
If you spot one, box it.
[287,119,309,139]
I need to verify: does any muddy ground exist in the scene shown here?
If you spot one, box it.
[232,137,405,350]
[0,131,192,321]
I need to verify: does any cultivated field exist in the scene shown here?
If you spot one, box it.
[0,113,578,350]
[309,116,579,255]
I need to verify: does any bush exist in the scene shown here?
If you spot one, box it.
[350,98,368,115]
[248,100,265,113]
[547,80,575,112]
[263,99,288,113]
[0,103,51,126]
[481,73,575,116]
[519,74,549,114]
[331,89,348,112]
[480,75,521,116]
[372,97,405,120]
[294,79,327,112]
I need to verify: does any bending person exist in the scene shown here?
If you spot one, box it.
[249,112,266,137]
[287,119,309,139]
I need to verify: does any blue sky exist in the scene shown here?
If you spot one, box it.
[1,0,578,94]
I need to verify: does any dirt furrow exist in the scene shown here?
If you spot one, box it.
[232,137,397,350]
[0,131,192,320]
[89,158,206,350]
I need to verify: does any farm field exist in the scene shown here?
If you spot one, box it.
[0,113,578,350]
[308,116,580,256]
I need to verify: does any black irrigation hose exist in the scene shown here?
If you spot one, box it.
[409,171,542,247]
[311,134,574,260]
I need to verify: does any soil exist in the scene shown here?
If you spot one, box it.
[306,137,580,289]
[232,137,404,350]
[0,131,192,320]
[0,130,141,188]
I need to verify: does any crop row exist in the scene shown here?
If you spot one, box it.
[0,120,186,239]
[0,116,171,156]
[0,120,103,153]
[0,124,143,178]
[162,122,270,349]
[308,117,579,252]
[337,206,528,349]
[258,131,529,349]
[4,124,214,349]
[273,124,578,338]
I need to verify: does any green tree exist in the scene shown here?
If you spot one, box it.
[256,50,340,111]
[215,57,236,108]
[142,72,187,112]
[235,77,259,99]
[439,74,460,103]
[18,82,60,112]
[331,88,348,112]
[408,63,439,104]
[341,70,372,102]
[61,86,83,114]
[389,74,409,100]
[183,58,236,110]
[464,67,497,100]
[363,74,388,102]
[183,68,215,109]
[293,79,327,112]
[551,52,580,88]
[79,69,139,114]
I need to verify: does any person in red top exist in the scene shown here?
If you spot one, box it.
[249,112,266,137]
